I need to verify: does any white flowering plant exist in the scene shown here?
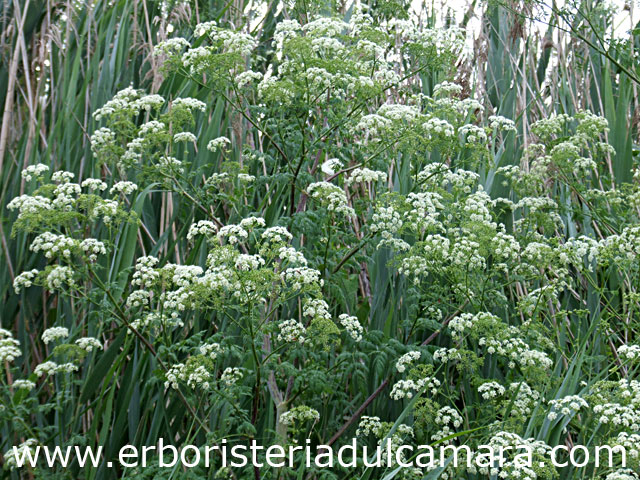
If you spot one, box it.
[1,1,640,480]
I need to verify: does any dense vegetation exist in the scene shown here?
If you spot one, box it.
[1,0,639,479]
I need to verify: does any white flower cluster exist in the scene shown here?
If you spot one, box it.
[180,47,212,74]
[370,206,402,240]
[0,329,21,363]
[423,117,455,139]
[236,70,263,89]
[278,246,307,266]
[217,224,248,245]
[338,314,363,342]
[531,113,570,139]
[478,381,506,400]
[53,183,81,211]
[547,395,589,421]
[396,351,421,373]
[30,232,77,259]
[448,313,476,340]
[7,195,52,219]
[509,382,542,417]
[492,231,521,264]
[307,182,355,218]
[470,432,552,480]
[165,362,216,390]
[390,376,441,400]
[480,334,553,370]
[172,97,206,113]
[110,181,138,195]
[320,158,344,176]
[462,188,496,228]
[3,439,38,470]
[488,115,517,132]
[207,136,231,152]
[404,192,443,230]
[80,238,106,261]
[184,365,213,390]
[164,364,189,389]
[174,132,196,143]
[345,168,387,187]
[200,24,256,55]
[618,344,640,361]
[355,114,392,139]
[194,21,217,37]
[42,327,69,344]
[168,265,204,288]
[81,178,107,192]
[234,254,265,271]
[261,226,293,245]
[377,104,420,123]
[432,406,463,441]
[154,37,190,56]
[13,379,36,391]
[303,67,335,91]
[199,342,222,360]
[126,290,151,308]
[220,367,243,386]
[45,266,75,291]
[615,432,640,462]
[13,269,38,293]
[34,361,58,376]
[390,379,422,400]
[417,163,479,192]
[593,403,640,429]
[51,170,75,183]
[75,337,103,352]
[280,406,320,425]
[303,299,331,320]
[239,217,266,230]
[130,312,182,332]
[21,164,49,181]
[90,199,120,224]
[187,220,218,241]
[273,19,301,47]
[93,88,164,121]
[132,256,160,287]
[156,155,184,175]
[34,361,78,376]
[281,267,323,289]
[89,128,116,160]
[605,470,640,480]
[433,347,461,363]
[433,81,463,97]
[356,416,383,437]
[136,94,165,112]
[277,319,306,344]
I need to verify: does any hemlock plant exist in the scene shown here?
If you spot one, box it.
[2,4,640,480]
